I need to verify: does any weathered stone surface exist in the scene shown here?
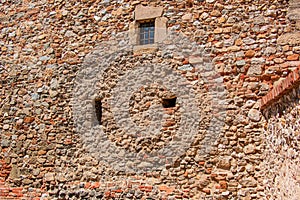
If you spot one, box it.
[134,5,163,20]
[9,165,20,179]
[240,177,257,187]
[1,139,10,148]
[277,32,300,45]
[211,10,221,17]
[182,13,193,21]
[44,173,55,182]
[3,124,9,130]
[287,54,299,61]
[248,109,261,122]
[247,66,262,76]
[244,144,256,154]
[0,0,298,199]
[217,157,231,170]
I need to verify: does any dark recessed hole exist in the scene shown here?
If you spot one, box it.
[94,97,102,125]
[162,95,177,108]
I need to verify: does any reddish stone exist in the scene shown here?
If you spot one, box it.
[37,150,47,155]
[139,185,153,192]
[164,108,175,115]
[205,168,212,174]
[261,74,271,81]
[26,8,40,16]
[219,181,227,189]
[240,74,247,80]
[268,55,276,61]
[91,182,100,189]
[0,187,9,196]
[287,54,299,61]
[271,75,280,81]
[64,139,72,145]
[198,161,205,165]
[104,191,111,197]
[215,175,226,181]
[184,171,188,177]
[145,101,151,108]
[245,50,256,57]
[211,173,217,179]
[163,120,176,127]
[112,189,122,193]
[84,182,91,189]
[158,185,175,194]
[10,187,24,197]
[11,187,23,193]
[202,188,211,194]
[24,117,35,123]
[183,59,189,64]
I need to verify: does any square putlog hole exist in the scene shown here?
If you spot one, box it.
[162,95,177,108]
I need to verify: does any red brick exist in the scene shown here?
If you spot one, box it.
[158,185,175,194]
[90,182,100,189]
[0,188,9,196]
[139,185,153,192]
[261,65,300,109]
[112,189,122,193]
[11,187,23,193]
[292,68,300,82]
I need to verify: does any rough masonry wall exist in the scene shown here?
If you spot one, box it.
[0,0,299,199]
[261,84,300,200]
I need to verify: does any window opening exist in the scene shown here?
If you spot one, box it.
[94,97,102,125]
[162,95,177,108]
[139,21,155,45]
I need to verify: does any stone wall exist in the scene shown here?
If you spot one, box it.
[261,83,300,200]
[0,0,299,199]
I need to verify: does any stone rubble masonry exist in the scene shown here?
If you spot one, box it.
[0,0,300,199]
[261,0,300,109]
[260,81,300,199]
[278,0,300,44]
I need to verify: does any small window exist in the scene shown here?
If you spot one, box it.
[139,21,155,45]
[94,97,102,125]
[162,95,177,108]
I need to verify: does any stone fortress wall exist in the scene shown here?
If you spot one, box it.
[261,74,300,200]
[0,0,300,199]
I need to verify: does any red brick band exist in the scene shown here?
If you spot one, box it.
[261,65,300,109]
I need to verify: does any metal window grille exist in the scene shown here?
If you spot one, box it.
[139,21,155,45]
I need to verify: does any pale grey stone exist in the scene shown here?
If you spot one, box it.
[236,60,246,66]
[248,109,261,122]
[247,65,262,76]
